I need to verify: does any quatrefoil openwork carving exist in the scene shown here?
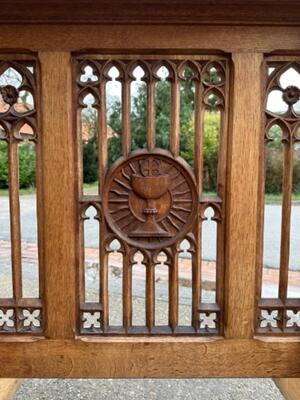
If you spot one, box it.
[103,150,198,249]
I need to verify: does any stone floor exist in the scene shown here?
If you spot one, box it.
[14,378,284,400]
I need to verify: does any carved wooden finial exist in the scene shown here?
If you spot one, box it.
[0,84,19,106]
[282,85,300,105]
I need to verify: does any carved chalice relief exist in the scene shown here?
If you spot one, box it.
[103,151,197,249]
[130,158,171,238]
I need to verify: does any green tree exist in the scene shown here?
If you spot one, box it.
[82,107,99,183]
[0,141,9,188]
[83,135,98,183]
[0,141,36,189]
[106,74,221,192]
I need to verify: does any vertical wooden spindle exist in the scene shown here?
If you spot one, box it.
[99,77,109,330]
[123,252,132,331]
[122,78,131,157]
[8,139,22,302]
[99,79,108,195]
[194,79,204,192]
[100,248,109,330]
[193,79,203,329]
[169,251,178,331]
[192,245,201,331]
[147,78,156,150]
[170,77,180,156]
[146,262,155,331]
[279,140,294,305]
[79,208,86,306]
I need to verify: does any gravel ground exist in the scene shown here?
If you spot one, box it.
[15,378,284,400]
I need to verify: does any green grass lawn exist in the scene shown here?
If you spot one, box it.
[1,184,300,204]
[0,186,37,196]
[0,183,99,197]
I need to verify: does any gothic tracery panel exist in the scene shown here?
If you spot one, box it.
[0,56,42,334]
[257,57,300,334]
[75,54,229,335]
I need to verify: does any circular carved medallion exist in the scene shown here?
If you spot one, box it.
[103,151,198,249]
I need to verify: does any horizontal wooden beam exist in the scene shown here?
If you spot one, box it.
[0,1,299,25]
[0,338,299,378]
[0,25,299,53]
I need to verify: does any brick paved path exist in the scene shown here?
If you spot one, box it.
[1,240,300,293]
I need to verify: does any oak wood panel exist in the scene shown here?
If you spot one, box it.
[274,378,300,400]
[0,379,23,400]
[0,1,299,26]
[40,52,76,339]
[0,26,299,53]
[0,338,300,378]
[225,53,263,339]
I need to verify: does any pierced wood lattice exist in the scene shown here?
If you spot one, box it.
[0,58,42,334]
[257,59,300,335]
[75,55,229,336]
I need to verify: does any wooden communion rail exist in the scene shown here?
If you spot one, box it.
[0,3,299,397]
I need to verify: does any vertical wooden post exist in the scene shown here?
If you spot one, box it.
[225,52,263,338]
[40,52,76,339]
[274,379,300,400]
[0,379,23,400]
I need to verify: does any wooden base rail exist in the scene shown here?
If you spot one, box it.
[0,338,299,378]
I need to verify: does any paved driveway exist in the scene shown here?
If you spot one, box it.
[0,196,299,270]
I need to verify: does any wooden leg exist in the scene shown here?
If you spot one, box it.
[0,379,23,400]
[274,378,300,400]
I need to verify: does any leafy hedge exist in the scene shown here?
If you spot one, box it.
[265,146,300,194]
[0,141,36,189]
